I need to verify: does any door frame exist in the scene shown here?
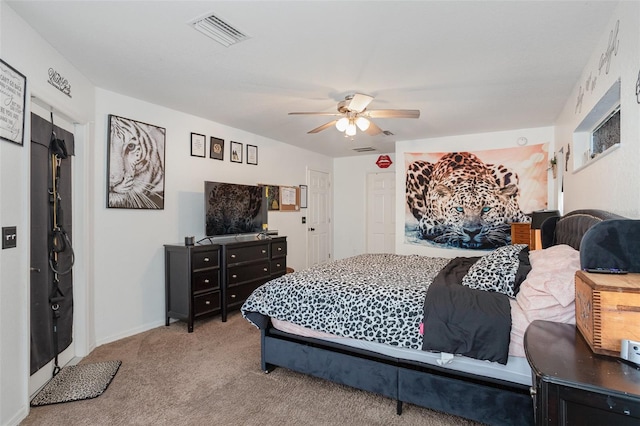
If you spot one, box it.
[365,171,396,254]
[305,167,332,269]
[28,95,92,396]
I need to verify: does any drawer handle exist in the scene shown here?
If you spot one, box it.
[276,263,281,267]
[277,247,282,251]
[230,294,236,298]
[231,254,236,258]
[232,274,237,278]
[204,279,209,283]
[261,249,266,254]
[205,300,211,305]
[204,257,210,262]
[263,268,268,272]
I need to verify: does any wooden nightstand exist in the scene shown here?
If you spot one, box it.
[511,222,532,246]
[525,320,640,425]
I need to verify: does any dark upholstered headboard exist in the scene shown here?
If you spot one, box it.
[540,209,640,273]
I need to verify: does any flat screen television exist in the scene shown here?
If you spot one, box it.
[204,181,268,237]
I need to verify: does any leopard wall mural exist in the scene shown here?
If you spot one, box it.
[406,151,531,250]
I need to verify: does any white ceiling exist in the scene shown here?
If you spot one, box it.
[7,1,617,158]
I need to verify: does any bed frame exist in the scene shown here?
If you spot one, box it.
[254,210,626,426]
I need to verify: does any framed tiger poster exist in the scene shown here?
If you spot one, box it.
[106,114,166,209]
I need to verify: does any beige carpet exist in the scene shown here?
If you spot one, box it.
[22,312,483,426]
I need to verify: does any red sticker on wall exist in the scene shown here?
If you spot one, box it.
[376,155,392,168]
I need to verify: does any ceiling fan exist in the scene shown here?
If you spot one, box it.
[288,93,420,136]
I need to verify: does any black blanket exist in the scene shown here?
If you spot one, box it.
[422,257,512,364]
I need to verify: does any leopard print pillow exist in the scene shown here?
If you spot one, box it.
[462,244,530,298]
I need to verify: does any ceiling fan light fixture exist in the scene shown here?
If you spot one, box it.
[355,116,370,131]
[335,117,349,132]
[289,93,420,137]
[345,121,357,136]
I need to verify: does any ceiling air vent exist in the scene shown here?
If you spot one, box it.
[192,13,249,47]
[352,147,377,153]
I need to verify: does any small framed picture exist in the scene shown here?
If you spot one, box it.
[0,59,27,146]
[247,144,258,165]
[230,141,243,163]
[210,136,224,160]
[300,185,308,209]
[191,133,206,157]
[266,185,280,210]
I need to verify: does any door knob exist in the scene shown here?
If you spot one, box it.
[309,228,315,231]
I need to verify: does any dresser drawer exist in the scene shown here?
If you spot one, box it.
[193,250,219,270]
[194,291,221,315]
[226,244,269,264]
[227,261,270,285]
[272,241,287,258]
[226,282,264,307]
[271,259,286,275]
[193,270,219,293]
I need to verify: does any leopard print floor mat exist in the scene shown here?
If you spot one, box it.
[30,360,121,406]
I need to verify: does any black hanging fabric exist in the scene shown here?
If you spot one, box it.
[30,113,75,375]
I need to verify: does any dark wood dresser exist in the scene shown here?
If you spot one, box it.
[165,236,287,329]
[524,320,640,425]
[219,236,287,321]
[164,244,221,332]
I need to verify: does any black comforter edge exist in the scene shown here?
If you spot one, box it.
[421,257,512,364]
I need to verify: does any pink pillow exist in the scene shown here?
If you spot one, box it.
[517,244,580,310]
[509,245,580,357]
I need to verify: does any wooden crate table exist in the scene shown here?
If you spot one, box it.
[575,270,640,356]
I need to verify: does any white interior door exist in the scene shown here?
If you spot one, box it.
[366,172,395,253]
[307,169,331,267]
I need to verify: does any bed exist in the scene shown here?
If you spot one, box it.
[241,209,636,425]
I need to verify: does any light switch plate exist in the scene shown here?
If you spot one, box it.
[2,226,17,249]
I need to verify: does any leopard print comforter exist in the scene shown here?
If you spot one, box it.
[241,253,450,349]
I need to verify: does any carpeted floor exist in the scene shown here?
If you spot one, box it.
[22,312,483,426]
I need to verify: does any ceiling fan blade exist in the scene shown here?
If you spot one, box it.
[308,120,338,134]
[365,120,384,136]
[289,112,342,116]
[346,93,374,113]
[365,109,421,119]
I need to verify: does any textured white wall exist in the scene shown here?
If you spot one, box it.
[3,1,639,425]
[1,2,95,424]
[333,154,396,260]
[1,3,332,423]
[554,1,640,218]
[92,89,332,344]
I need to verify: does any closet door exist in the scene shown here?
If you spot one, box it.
[29,112,75,380]
[307,169,331,268]
[366,172,395,254]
